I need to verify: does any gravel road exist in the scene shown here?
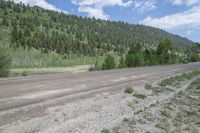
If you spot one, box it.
[0,63,199,132]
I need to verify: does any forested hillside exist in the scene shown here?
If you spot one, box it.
[0,0,193,56]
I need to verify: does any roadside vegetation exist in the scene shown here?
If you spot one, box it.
[124,87,134,94]
[101,39,200,70]
[143,70,200,95]
[101,128,110,133]
[0,47,11,77]
[116,70,200,132]
[158,70,200,87]
[133,93,147,99]
[0,0,199,77]
[8,48,105,68]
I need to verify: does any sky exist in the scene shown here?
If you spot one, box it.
[11,0,200,42]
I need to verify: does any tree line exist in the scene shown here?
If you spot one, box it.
[102,39,200,70]
[0,0,193,56]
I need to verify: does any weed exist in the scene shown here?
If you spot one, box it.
[151,86,169,94]
[101,128,110,133]
[155,118,171,131]
[124,87,134,94]
[158,77,175,86]
[145,84,152,90]
[160,110,171,118]
[133,94,147,99]
[158,70,200,87]
[134,109,143,115]
[191,78,200,86]
[22,71,28,76]
[181,73,193,80]
[122,118,136,125]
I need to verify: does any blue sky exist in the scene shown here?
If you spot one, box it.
[12,0,200,42]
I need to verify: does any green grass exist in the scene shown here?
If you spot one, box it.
[158,70,200,87]
[0,47,107,77]
[160,110,171,118]
[122,118,136,125]
[133,93,147,99]
[101,128,110,133]
[158,77,176,86]
[0,47,105,69]
[9,65,90,77]
[191,78,200,89]
[145,84,169,94]
[124,87,134,94]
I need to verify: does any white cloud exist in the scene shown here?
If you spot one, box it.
[72,0,132,19]
[72,0,158,19]
[134,0,156,13]
[9,0,68,14]
[140,6,200,31]
[170,0,200,6]
[79,6,109,19]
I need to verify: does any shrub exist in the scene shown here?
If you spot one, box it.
[133,93,147,99]
[122,118,136,125]
[0,48,11,77]
[124,87,134,94]
[119,56,126,68]
[146,85,169,94]
[145,84,152,90]
[102,54,116,70]
[125,43,144,67]
[189,54,200,62]
[101,128,110,133]
[158,77,175,86]
[181,73,193,80]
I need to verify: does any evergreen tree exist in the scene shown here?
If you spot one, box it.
[125,43,144,67]
[0,48,11,77]
[119,56,126,68]
[2,17,9,27]
[157,39,175,64]
[102,54,116,70]
[144,49,159,66]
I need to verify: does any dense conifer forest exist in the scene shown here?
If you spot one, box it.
[0,0,194,55]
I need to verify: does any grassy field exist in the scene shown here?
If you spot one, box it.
[3,48,107,76]
[10,65,90,77]
[7,48,104,68]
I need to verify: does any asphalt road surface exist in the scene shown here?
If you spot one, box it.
[0,63,199,126]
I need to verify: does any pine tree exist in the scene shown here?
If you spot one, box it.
[102,54,116,70]
[125,43,144,67]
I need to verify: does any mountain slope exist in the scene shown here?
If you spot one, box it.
[0,0,193,56]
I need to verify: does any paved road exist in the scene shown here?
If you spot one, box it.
[0,63,199,126]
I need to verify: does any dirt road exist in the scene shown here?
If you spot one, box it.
[0,63,199,127]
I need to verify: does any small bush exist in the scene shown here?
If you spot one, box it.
[145,84,152,90]
[124,87,134,94]
[181,73,193,80]
[22,71,28,76]
[0,48,11,77]
[191,78,200,86]
[102,54,116,70]
[101,128,110,133]
[159,78,175,86]
[191,70,200,76]
[133,93,147,99]
[146,85,170,94]
[189,54,200,62]
[161,110,171,118]
[122,118,136,125]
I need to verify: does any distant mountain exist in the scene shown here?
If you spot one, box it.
[0,0,193,55]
